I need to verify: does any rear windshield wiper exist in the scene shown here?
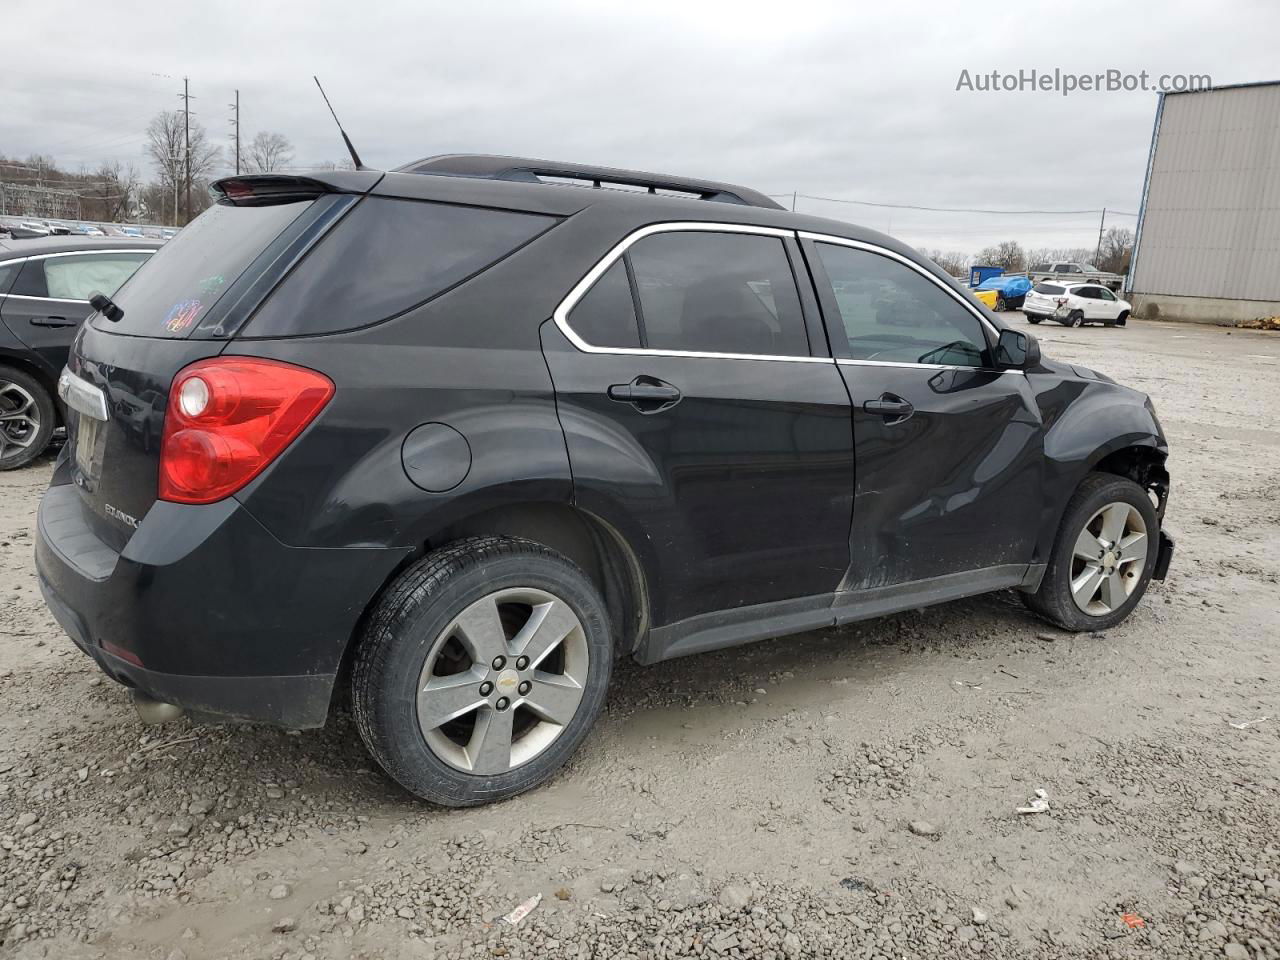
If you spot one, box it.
[89,292,124,323]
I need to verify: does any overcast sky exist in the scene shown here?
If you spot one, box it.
[5,0,1277,254]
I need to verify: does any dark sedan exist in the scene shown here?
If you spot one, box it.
[0,236,159,468]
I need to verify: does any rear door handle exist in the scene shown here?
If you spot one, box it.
[30,316,77,327]
[863,393,914,423]
[608,378,681,413]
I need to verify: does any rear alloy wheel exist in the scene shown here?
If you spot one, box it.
[0,365,55,470]
[1069,310,1085,327]
[352,536,612,806]
[1024,472,1160,631]
[995,294,1007,312]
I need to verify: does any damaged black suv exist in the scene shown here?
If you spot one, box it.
[36,156,1173,806]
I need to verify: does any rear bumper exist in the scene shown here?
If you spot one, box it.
[35,469,408,728]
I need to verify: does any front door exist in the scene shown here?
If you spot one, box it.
[542,225,854,632]
[803,236,1044,593]
[0,251,152,374]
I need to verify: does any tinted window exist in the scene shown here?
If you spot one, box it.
[0,261,19,294]
[43,252,151,300]
[816,244,990,367]
[97,199,313,338]
[1098,287,1116,301]
[1031,263,1051,272]
[626,232,808,356]
[11,259,48,298]
[245,197,557,337]
[1033,282,1065,294]
[568,259,640,348]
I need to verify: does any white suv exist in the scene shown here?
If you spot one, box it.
[1023,281,1132,327]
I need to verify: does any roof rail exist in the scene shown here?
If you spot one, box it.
[396,154,785,210]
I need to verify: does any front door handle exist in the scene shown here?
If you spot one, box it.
[863,393,914,423]
[608,377,681,413]
[30,316,76,327]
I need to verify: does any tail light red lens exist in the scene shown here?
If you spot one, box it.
[159,357,334,504]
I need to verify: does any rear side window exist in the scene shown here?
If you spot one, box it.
[625,231,808,356]
[1033,282,1065,294]
[44,252,151,300]
[97,199,314,338]
[243,197,557,338]
[568,260,641,348]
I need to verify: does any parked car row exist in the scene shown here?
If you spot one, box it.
[0,218,177,242]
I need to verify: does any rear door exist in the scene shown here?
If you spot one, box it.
[541,224,854,631]
[803,234,1044,592]
[0,250,152,374]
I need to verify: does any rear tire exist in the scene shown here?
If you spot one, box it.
[352,536,612,806]
[1069,310,1085,327]
[1024,473,1160,632]
[995,294,1007,312]
[0,365,55,471]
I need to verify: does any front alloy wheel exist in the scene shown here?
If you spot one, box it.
[1069,502,1148,615]
[1024,472,1161,631]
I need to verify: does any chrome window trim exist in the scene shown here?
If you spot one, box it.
[799,231,1025,377]
[552,221,828,364]
[0,249,154,305]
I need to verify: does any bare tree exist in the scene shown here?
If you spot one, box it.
[924,249,969,277]
[84,161,140,222]
[1096,227,1134,275]
[146,111,220,224]
[975,240,1026,272]
[244,131,294,173]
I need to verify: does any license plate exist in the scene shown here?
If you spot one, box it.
[73,413,104,480]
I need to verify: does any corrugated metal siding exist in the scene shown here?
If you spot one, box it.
[1130,83,1280,300]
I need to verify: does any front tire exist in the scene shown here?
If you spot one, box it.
[1027,315,1042,325]
[352,536,612,806]
[1024,473,1160,631]
[0,365,55,470]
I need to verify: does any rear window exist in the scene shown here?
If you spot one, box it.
[241,197,557,338]
[1033,283,1065,294]
[95,199,313,338]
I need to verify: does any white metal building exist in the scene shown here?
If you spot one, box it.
[1129,80,1280,324]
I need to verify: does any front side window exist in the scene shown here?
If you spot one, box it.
[43,252,152,301]
[815,243,990,368]
[1098,288,1116,301]
[624,231,808,356]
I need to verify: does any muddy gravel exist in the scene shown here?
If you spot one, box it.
[0,316,1277,959]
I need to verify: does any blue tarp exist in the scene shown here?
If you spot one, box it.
[975,274,1032,297]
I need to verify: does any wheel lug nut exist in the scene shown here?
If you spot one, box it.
[495,697,510,711]
[479,681,493,696]
[518,680,531,696]
[516,656,529,670]
[491,656,506,670]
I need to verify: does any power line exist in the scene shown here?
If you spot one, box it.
[768,191,1137,217]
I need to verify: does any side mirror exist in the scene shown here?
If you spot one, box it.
[995,328,1040,369]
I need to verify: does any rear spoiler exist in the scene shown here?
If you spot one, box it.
[211,171,383,205]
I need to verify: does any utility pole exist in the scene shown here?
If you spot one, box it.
[1094,207,1107,265]
[229,89,240,175]
[178,77,193,224]
[790,191,797,212]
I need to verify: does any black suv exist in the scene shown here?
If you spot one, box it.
[36,157,1173,806]
[0,237,158,467]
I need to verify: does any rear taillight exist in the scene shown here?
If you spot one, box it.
[159,357,334,504]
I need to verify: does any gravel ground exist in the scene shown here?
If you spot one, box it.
[0,316,1277,960]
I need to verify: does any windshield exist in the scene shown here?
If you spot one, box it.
[93,199,312,338]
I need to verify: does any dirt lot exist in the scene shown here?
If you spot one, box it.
[0,316,1277,960]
